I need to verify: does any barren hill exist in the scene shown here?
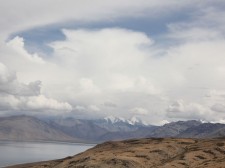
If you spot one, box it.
[7,138,225,168]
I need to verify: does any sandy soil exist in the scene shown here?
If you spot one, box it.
[6,138,225,168]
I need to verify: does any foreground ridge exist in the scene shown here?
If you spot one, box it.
[7,138,225,168]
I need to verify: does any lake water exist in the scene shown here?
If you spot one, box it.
[0,141,94,167]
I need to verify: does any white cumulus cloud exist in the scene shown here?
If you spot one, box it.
[1,1,225,124]
[0,62,72,114]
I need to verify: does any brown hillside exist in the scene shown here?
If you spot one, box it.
[7,138,225,168]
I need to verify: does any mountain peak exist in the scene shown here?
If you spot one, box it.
[104,116,126,124]
[128,116,148,126]
[128,116,140,125]
[103,115,147,126]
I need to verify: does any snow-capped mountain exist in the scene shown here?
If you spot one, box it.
[104,116,126,124]
[94,116,149,132]
[104,115,147,126]
[127,116,148,126]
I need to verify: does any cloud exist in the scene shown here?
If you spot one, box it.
[0,94,72,113]
[130,107,148,115]
[0,0,192,39]
[166,2,225,43]
[78,78,100,95]
[2,23,225,123]
[166,99,208,120]
[103,101,117,108]
[74,105,86,111]
[1,1,225,124]
[211,104,225,113]
[88,105,100,112]
[205,90,225,99]
[26,95,72,112]
[166,98,225,122]
[46,28,160,102]
[0,62,72,114]
[0,62,41,96]
[6,36,45,64]
[3,26,225,123]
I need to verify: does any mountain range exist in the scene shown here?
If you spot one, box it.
[0,115,225,143]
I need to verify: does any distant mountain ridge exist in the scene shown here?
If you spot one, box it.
[178,123,225,138]
[0,115,76,142]
[0,115,225,143]
[47,117,108,142]
[148,120,202,138]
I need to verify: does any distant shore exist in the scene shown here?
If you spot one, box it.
[0,141,94,168]
[0,139,97,146]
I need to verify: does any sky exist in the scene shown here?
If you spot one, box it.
[0,0,225,125]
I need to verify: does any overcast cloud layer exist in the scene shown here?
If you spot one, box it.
[0,0,225,124]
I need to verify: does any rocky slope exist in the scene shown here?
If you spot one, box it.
[7,138,225,168]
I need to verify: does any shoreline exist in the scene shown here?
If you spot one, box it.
[0,140,95,168]
[0,139,97,146]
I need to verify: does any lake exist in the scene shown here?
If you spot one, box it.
[0,141,94,167]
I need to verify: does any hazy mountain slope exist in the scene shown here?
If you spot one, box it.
[8,138,225,168]
[0,115,77,142]
[178,123,225,138]
[98,126,158,142]
[48,118,108,142]
[147,120,202,137]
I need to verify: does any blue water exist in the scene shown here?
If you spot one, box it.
[0,141,94,167]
